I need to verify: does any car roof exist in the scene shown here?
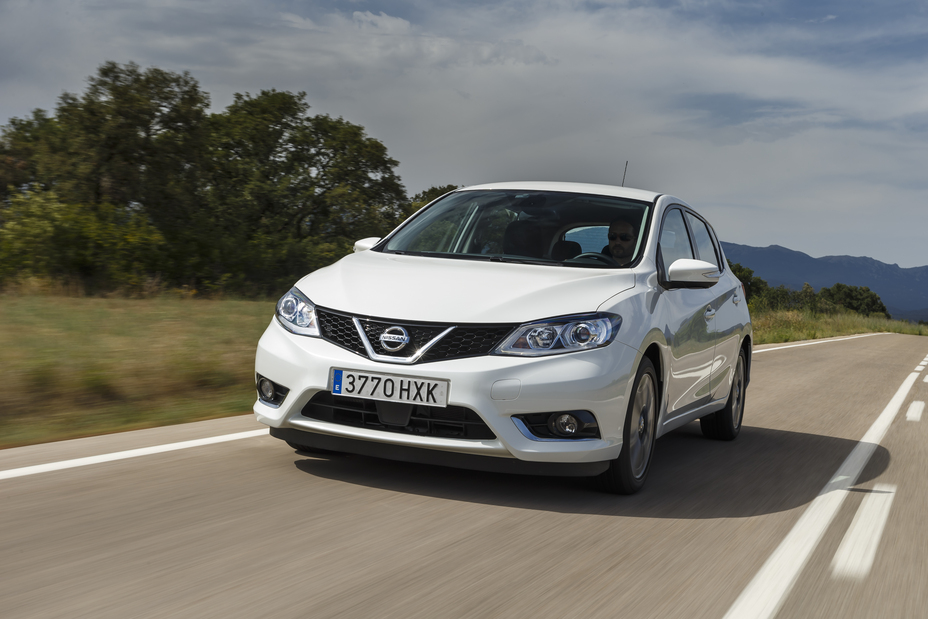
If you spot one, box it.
[457,181,660,203]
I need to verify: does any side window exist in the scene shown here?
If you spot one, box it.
[684,212,720,270]
[659,209,694,268]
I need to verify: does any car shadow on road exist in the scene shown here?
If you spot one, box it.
[292,422,890,519]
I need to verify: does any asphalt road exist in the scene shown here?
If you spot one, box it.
[2,333,926,619]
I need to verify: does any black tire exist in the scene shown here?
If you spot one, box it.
[700,348,747,441]
[286,441,340,455]
[599,356,658,494]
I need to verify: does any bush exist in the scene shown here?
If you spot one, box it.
[0,187,165,293]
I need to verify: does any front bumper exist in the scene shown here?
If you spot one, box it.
[254,318,641,468]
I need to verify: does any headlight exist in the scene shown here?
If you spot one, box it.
[494,313,621,356]
[275,287,320,337]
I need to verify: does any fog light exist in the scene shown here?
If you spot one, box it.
[515,410,600,440]
[551,413,579,436]
[259,378,275,401]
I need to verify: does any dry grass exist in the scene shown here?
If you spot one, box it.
[0,295,273,448]
[1,294,925,449]
[751,309,928,345]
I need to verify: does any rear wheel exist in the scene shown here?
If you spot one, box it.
[599,357,658,494]
[700,348,747,441]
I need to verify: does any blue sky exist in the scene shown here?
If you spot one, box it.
[1,0,927,267]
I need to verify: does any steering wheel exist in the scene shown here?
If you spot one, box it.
[570,252,618,266]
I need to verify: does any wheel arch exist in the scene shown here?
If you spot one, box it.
[741,333,753,386]
[642,342,664,416]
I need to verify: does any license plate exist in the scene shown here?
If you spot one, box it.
[330,369,449,407]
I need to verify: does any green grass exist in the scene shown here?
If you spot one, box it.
[0,295,274,448]
[1,295,925,449]
[750,309,928,345]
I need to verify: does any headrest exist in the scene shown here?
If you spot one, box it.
[503,220,546,258]
[552,240,582,261]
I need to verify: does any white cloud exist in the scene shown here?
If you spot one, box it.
[1,0,927,267]
[351,11,412,34]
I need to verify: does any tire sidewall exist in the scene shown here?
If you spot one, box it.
[717,349,747,440]
[604,356,658,494]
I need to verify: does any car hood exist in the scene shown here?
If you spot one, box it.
[296,250,636,323]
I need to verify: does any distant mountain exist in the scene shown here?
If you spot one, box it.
[720,242,928,322]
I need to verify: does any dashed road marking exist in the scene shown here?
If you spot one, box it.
[723,372,918,619]
[916,365,926,371]
[924,375,928,383]
[0,429,269,481]
[831,484,897,580]
[906,401,924,422]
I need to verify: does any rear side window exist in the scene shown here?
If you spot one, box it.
[684,212,720,270]
[659,209,694,267]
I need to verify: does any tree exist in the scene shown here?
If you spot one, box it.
[1,63,410,294]
[50,62,210,215]
[0,62,211,285]
[819,283,889,318]
[727,260,768,302]
[204,90,408,292]
[0,109,58,201]
[0,187,164,291]
[410,185,459,210]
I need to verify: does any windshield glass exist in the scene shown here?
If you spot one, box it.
[382,190,651,268]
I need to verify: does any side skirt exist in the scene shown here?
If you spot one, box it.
[657,397,727,437]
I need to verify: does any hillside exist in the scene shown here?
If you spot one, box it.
[720,242,928,321]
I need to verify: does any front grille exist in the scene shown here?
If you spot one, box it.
[360,320,448,358]
[315,307,515,364]
[419,326,515,362]
[316,309,366,356]
[303,391,496,440]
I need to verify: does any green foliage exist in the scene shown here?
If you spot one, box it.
[203,89,409,294]
[0,109,57,198]
[727,260,768,302]
[1,62,412,296]
[410,184,459,210]
[731,260,892,320]
[0,187,165,292]
[818,282,890,318]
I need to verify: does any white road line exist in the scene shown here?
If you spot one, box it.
[906,401,924,422]
[916,365,926,371]
[924,375,928,383]
[723,372,919,619]
[0,429,269,481]
[831,484,897,580]
[753,333,886,354]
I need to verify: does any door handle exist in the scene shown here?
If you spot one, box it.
[704,306,716,320]
[733,293,742,305]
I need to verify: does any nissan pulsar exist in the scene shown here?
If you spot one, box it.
[254,182,752,493]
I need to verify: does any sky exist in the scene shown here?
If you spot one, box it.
[1,0,927,267]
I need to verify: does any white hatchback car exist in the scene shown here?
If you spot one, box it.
[254,182,752,493]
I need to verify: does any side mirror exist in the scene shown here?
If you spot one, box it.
[667,259,720,288]
[353,237,381,253]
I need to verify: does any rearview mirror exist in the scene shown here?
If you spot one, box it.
[667,259,720,288]
[353,237,381,253]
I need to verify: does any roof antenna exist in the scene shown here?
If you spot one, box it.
[621,161,628,187]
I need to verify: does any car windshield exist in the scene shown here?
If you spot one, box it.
[382,190,651,268]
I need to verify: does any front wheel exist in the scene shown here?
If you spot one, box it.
[700,348,747,441]
[599,357,658,494]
